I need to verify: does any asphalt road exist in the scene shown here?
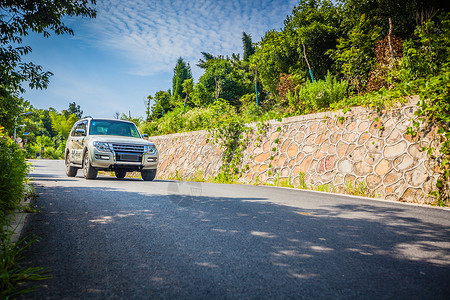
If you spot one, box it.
[21,159,450,299]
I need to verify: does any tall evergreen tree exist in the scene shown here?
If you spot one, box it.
[172,57,192,100]
[242,32,255,61]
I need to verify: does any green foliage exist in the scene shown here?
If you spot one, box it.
[0,128,29,227]
[210,120,251,183]
[198,58,253,107]
[330,14,381,92]
[344,180,371,197]
[1,226,51,298]
[288,72,348,114]
[49,111,77,139]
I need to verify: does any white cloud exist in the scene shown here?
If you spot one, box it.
[82,0,297,77]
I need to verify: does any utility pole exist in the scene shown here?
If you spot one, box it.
[302,43,314,83]
[255,65,259,111]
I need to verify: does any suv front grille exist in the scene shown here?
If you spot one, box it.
[112,143,145,153]
[116,153,142,162]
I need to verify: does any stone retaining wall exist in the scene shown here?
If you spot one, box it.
[149,96,440,205]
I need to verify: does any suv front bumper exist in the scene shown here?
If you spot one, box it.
[89,148,158,171]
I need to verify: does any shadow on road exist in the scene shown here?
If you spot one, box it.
[21,181,450,299]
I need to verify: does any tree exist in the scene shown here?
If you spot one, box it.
[242,32,255,61]
[172,57,192,100]
[145,95,152,121]
[65,102,83,119]
[150,90,172,120]
[49,111,77,139]
[198,58,253,107]
[0,0,96,94]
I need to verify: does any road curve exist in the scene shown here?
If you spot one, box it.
[21,159,450,299]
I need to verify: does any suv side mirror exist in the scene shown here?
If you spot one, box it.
[75,128,86,136]
[142,134,148,138]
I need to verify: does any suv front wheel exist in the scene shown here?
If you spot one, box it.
[141,169,156,181]
[83,151,98,180]
[65,153,78,177]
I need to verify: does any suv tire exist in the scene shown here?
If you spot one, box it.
[65,153,78,177]
[83,151,98,179]
[115,170,126,179]
[141,169,156,181]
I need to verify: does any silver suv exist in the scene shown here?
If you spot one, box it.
[65,117,158,181]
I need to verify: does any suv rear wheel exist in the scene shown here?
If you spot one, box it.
[65,153,78,177]
[83,151,98,179]
[141,169,156,181]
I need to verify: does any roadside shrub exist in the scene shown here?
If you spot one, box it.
[0,128,29,227]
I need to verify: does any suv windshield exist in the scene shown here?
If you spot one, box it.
[89,120,141,138]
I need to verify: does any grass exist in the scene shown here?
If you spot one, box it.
[164,169,376,199]
[1,218,51,298]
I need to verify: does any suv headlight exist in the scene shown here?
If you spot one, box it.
[94,141,112,152]
[144,145,157,155]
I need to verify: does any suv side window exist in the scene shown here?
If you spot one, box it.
[72,121,87,137]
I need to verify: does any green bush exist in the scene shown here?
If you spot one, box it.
[288,72,348,114]
[0,132,29,227]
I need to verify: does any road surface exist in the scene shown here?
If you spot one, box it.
[21,159,450,299]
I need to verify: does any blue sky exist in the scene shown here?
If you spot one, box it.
[22,0,298,119]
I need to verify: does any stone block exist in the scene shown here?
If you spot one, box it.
[270,131,280,142]
[405,164,428,188]
[386,129,402,145]
[347,120,357,131]
[255,152,270,163]
[321,171,335,183]
[408,145,426,160]
[369,120,383,135]
[366,174,382,189]
[296,152,305,163]
[287,143,298,158]
[294,132,305,144]
[354,162,372,176]
[365,153,381,166]
[303,145,316,153]
[358,133,371,145]
[358,121,370,132]
[315,133,326,144]
[277,155,287,167]
[318,155,336,173]
[259,164,268,172]
[349,146,365,162]
[365,137,384,152]
[309,122,319,133]
[384,170,401,185]
[342,132,357,143]
[375,159,391,176]
[401,188,422,203]
[335,173,344,186]
[346,144,356,156]
[281,140,290,152]
[336,141,348,158]
[338,159,353,173]
[304,134,316,145]
[314,149,326,160]
[384,141,407,159]
[394,154,414,171]
[281,167,290,177]
[300,155,313,173]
